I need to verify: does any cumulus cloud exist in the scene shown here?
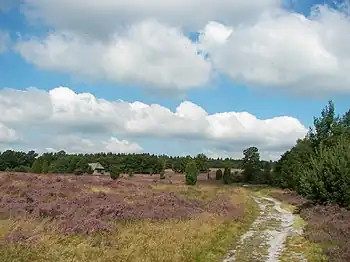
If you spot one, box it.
[15,3,350,95]
[48,135,143,154]
[21,0,279,36]
[0,123,18,143]
[199,6,350,94]
[16,20,212,91]
[0,86,307,157]
[0,30,10,53]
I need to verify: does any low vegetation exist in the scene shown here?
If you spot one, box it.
[0,172,258,262]
[185,161,198,185]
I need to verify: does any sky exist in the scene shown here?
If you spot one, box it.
[0,0,350,160]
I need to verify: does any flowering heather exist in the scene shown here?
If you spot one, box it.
[300,204,350,262]
[0,173,242,238]
[268,189,307,207]
[206,196,245,220]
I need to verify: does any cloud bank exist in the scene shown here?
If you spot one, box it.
[15,3,350,95]
[0,87,307,159]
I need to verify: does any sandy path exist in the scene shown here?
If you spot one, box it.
[223,195,307,262]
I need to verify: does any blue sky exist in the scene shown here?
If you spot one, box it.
[0,0,349,160]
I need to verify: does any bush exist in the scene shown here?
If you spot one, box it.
[160,170,165,179]
[109,165,121,180]
[232,171,243,183]
[185,161,198,185]
[110,172,120,180]
[86,166,94,175]
[215,169,223,180]
[128,170,134,177]
[13,165,30,173]
[223,167,232,185]
[74,169,84,176]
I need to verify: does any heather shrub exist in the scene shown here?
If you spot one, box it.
[215,169,223,180]
[185,161,198,185]
[300,204,350,262]
[223,167,232,185]
[0,173,212,236]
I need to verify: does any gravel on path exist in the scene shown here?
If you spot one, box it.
[223,195,307,262]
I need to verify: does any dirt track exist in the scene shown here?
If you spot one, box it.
[223,195,307,262]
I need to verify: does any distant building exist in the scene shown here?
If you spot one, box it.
[88,162,106,175]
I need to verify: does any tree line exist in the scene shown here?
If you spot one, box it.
[0,149,268,175]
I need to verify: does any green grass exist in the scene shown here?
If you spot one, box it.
[280,235,327,262]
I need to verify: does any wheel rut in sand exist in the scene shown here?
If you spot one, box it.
[223,195,307,262]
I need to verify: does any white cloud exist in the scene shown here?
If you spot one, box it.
[0,87,52,126]
[16,20,212,91]
[0,86,307,157]
[21,0,279,36]
[199,6,350,94]
[49,135,143,154]
[0,123,18,143]
[0,30,10,53]
[16,4,350,95]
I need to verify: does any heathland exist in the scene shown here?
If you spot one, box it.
[0,100,349,261]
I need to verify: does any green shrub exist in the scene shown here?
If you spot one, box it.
[13,165,30,173]
[110,172,120,180]
[109,165,121,180]
[74,169,83,176]
[160,170,165,180]
[128,170,134,177]
[86,165,94,175]
[215,169,223,180]
[41,160,49,174]
[185,161,198,185]
[223,167,232,185]
[299,135,350,207]
[232,171,243,183]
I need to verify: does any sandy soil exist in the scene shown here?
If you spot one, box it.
[223,195,306,262]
